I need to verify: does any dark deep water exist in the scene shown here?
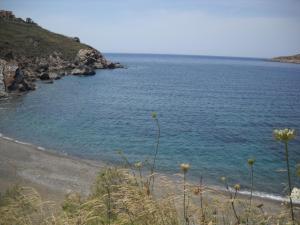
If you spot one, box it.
[0,54,300,199]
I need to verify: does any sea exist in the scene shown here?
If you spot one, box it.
[0,53,300,200]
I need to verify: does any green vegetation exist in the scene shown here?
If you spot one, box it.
[0,19,90,60]
[0,115,299,225]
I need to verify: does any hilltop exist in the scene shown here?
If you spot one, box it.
[0,10,122,97]
[271,54,300,64]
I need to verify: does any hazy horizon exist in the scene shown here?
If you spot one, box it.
[2,0,300,58]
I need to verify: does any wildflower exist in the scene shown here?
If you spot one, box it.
[151,112,157,119]
[180,163,190,173]
[134,161,142,169]
[221,176,226,182]
[273,128,296,142]
[291,187,300,201]
[274,128,296,224]
[234,184,240,191]
[248,158,255,166]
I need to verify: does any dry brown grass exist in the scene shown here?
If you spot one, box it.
[0,167,299,225]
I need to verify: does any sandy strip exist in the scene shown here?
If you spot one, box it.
[0,136,104,202]
[1,135,299,218]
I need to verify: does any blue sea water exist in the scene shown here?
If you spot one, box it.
[0,54,300,198]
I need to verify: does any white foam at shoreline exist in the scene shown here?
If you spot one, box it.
[208,184,300,204]
[14,140,30,145]
[37,146,46,151]
[1,133,299,204]
[2,136,13,141]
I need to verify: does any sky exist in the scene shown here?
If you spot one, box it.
[1,0,300,58]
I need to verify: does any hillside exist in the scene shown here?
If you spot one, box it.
[271,54,300,64]
[0,10,122,97]
[0,19,91,60]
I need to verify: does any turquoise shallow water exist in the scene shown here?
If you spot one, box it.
[0,54,300,198]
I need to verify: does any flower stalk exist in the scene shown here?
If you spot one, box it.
[181,163,190,225]
[273,128,296,225]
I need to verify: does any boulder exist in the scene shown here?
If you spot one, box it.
[93,62,104,69]
[71,66,95,76]
[75,48,124,70]
[2,61,19,91]
[75,49,103,66]
[36,63,49,73]
[39,72,50,80]
[0,59,6,95]
[0,59,35,93]
[112,62,124,69]
[18,80,36,91]
[106,62,124,69]
[49,72,61,80]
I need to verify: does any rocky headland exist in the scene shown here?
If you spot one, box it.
[271,54,300,64]
[0,10,123,98]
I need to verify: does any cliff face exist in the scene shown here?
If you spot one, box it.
[271,54,300,64]
[0,11,123,97]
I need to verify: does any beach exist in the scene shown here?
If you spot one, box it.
[0,134,295,216]
[0,135,104,203]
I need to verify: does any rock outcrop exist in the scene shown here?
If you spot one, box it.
[0,59,35,95]
[0,48,123,97]
[271,54,300,64]
[0,11,124,98]
[0,60,8,97]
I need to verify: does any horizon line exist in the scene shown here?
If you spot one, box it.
[102,52,269,60]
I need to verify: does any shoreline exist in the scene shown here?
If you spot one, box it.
[0,133,106,203]
[0,133,300,212]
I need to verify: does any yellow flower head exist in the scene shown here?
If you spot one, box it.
[248,158,255,166]
[234,184,241,191]
[151,112,157,119]
[180,163,190,173]
[134,161,142,169]
[273,128,296,142]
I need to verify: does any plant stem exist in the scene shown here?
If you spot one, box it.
[183,172,187,225]
[247,165,253,225]
[231,190,240,225]
[250,165,253,206]
[150,117,160,192]
[284,141,295,225]
[200,176,205,223]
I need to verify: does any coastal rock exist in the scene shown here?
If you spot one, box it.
[106,62,124,69]
[75,49,103,66]
[71,66,96,76]
[0,11,124,96]
[49,72,61,80]
[0,59,35,93]
[0,59,6,96]
[39,72,50,80]
[272,54,300,64]
[93,62,104,69]
[2,61,19,91]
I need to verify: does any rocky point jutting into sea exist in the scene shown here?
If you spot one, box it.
[271,54,300,64]
[0,10,123,98]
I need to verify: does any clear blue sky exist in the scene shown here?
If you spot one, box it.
[2,0,300,58]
